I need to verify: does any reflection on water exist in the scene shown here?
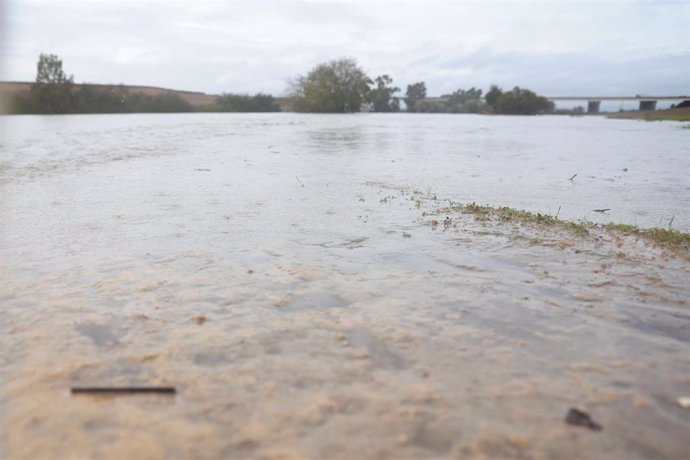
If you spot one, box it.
[307,126,366,152]
[0,113,689,459]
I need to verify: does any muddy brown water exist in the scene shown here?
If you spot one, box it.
[1,114,689,459]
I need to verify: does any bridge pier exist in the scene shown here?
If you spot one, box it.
[547,96,688,112]
[587,100,601,114]
[639,100,657,111]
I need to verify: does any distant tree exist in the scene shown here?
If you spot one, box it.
[36,53,72,85]
[442,87,484,113]
[553,105,585,115]
[248,93,280,112]
[495,87,554,115]
[142,92,194,112]
[484,84,503,111]
[14,55,197,114]
[369,74,400,112]
[70,85,193,113]
[215,94,248,112]
[404,82,426,112]
[288,58,372,113]
[414,100,445,113]
[11,95,36,114]
[74,85,129,113]
[215,93,280,112]
[31,53,75,113]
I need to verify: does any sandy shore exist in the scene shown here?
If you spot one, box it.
[2,184,689,459]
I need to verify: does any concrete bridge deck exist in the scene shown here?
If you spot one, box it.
[546,96,689,112]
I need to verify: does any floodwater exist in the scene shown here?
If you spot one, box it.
[0,113,689,459]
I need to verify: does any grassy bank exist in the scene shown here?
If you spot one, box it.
[606,107,690,122]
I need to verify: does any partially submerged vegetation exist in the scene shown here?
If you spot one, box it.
[426,199,591,237]
[461,202,589,236]
[457,203,689,255]
[387,189,690,257]
[460,203,689,253]
[605,223,690,252]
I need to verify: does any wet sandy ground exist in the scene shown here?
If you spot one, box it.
[2,182,689,459]
[1,114,689,459]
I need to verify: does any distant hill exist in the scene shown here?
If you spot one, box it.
[0,81,218,110]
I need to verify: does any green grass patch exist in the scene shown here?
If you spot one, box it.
[393,189,689,256]
[460,202,589,236]
[642,228,689,247]
[606,223,689,252]
[607,110,690,122]
[647,114,690,122]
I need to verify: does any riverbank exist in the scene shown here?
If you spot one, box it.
[606,107,690,122]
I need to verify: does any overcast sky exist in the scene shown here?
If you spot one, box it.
[2,0,688,97]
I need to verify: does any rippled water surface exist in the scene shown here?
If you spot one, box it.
[1,114,689,459]
[2,113,689,232]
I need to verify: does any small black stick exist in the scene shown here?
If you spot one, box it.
[71,387,176,394]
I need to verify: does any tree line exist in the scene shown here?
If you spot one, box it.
[11,54,280,114]
[287,58,554,115]
[13,54,196,114]
[11,54,554,115]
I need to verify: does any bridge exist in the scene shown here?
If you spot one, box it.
[417,95,689,113]
[544,96,689,113]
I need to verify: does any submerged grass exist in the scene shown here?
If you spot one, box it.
[605,223,690,251]
[382,189,690,257]
[459,202,590,236]
[461,203,690,252]
[417,192,689,256]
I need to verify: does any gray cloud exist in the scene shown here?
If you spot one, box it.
[2,0,688,97]
[431,48,690,96]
